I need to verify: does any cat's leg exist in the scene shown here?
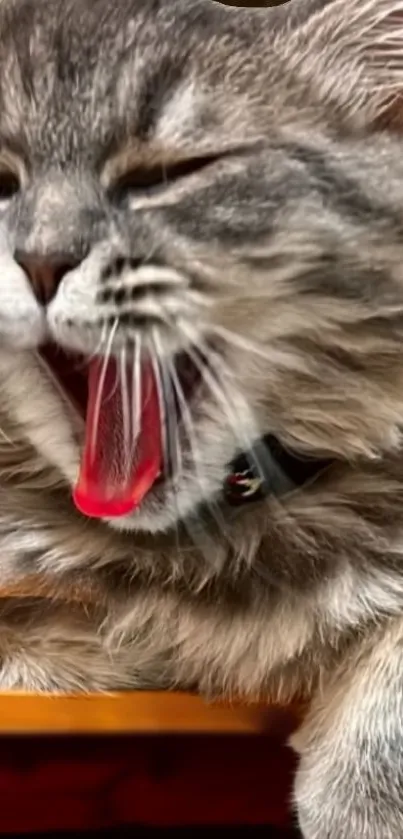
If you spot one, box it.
[0,597,164,692]
[292,618,403,839]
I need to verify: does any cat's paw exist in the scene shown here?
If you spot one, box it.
[297,801,398,839]
[295,759,403,839]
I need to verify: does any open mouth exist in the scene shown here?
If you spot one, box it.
[40,343,200,520]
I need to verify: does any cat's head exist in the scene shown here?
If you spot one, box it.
[0,0,403,534]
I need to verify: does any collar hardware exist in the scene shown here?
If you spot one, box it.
[224,434,332,507]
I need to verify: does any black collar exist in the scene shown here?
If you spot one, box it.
[224,434,332,506]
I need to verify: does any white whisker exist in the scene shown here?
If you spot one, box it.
[167,349,229,545]
[177,321,267,486]
[0,425,16,448]
[151,331,183,552]
[211,323,274,363]
[89,318,118,461]
[131,336,142,454]
[152,334,184,485]
[119,344,131,474]
[149,333,168,474]
[167,361,217,552]
[169,361,197,477]
[72,321,109,373]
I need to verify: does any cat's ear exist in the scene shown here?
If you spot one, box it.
[288,0,403,130]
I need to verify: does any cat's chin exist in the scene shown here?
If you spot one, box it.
[104,480,206,534]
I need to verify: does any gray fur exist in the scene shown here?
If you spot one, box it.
[0,0,403,835]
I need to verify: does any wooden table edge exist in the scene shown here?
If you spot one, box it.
[0,691,301,734]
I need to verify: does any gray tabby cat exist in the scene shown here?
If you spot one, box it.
[1,0,403,834]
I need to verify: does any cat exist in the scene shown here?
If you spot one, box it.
[1,0,403,834]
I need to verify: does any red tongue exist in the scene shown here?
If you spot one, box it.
[73,356,162,519]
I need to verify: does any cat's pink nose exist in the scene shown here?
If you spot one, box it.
[15,251,80,305]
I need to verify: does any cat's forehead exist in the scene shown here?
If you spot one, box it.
[0,0,263,166]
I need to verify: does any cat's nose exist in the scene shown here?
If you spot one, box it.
[15,251,81,305]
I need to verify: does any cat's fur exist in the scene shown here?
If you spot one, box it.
[0,0,403,834]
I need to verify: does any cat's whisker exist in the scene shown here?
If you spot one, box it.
[211,322,319,377]
[131,335,142,454]
[149,333,169,481]
[71,322,109,374]
[167,353,224,553]
[0,426,17,448]
[198,337,297,500]
[151,330,179,483]
[152,334,183,553]
[119,344,131,475]
[89,318,118,461]
[197,337,273,487]
[166,346,229,545]
[210,323,275,364]
[165,359,194,488]
[98,320,109,352]
[165,348,204,491]
[176,320,266,486]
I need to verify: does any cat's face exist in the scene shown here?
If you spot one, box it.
[0,0,402,533]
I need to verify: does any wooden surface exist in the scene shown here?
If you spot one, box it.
[0,691,299,735]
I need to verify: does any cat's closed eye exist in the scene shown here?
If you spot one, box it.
[108,152,224,198]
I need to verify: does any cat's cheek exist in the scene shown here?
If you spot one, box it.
[0,310,45,350]
[0,348,80,487]
[46,298,100,357]
[46,267,105,356]
[0,260,46,349]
